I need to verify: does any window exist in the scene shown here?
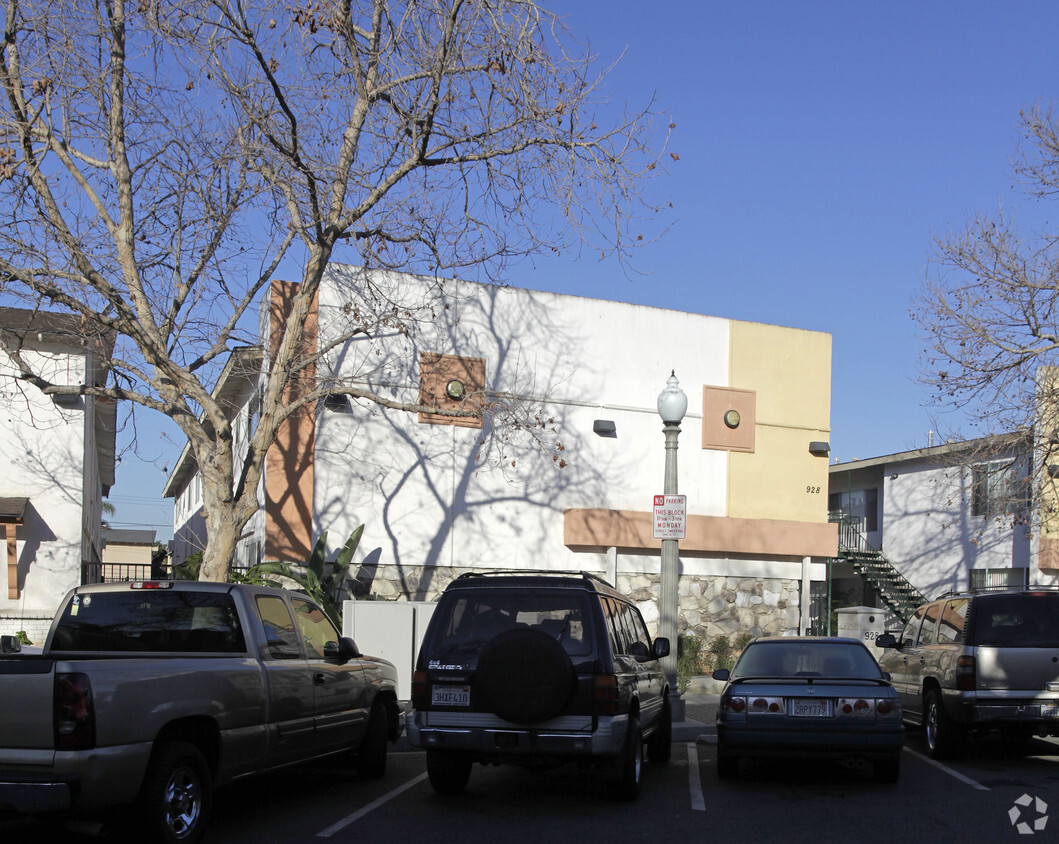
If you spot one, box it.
[936,599,969,645]
[602,598,626,656]
[899,604,926,646]
[975,594,1059,647]
[970,567,1029,590]
[248,390,261,438]
[919,602,941,646]
[972,461,1027,517]
[623,604,654,659]
[256,594,300,659]
[432,593,591,657]
[828,488,878,533]
[293,598,341,659]
[51,591,246,653]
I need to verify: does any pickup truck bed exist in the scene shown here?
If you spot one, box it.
[0,580,401,843]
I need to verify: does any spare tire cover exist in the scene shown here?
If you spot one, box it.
[476,628,576,724]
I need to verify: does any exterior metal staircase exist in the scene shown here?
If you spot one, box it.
[829,512,926,625]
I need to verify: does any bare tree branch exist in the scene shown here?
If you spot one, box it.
[0,0,670,580]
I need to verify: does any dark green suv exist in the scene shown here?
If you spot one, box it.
[408,571,671,800]
[876,588,1059,757]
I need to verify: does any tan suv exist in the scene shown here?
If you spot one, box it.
[876,589,1059,758]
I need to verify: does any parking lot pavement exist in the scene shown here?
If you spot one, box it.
[673,693,718,742]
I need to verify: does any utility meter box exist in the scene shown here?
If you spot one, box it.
[836,606,885,645]
[344,600,437,700]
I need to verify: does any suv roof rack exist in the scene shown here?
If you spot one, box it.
[454,569,612,586]
[933,584,1059,600]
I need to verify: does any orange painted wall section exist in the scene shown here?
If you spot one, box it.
[265,281,317,562]
[563,507,838,559]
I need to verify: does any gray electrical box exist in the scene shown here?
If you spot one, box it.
[836,606,885,645]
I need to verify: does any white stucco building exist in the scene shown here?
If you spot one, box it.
[0,308,116,643]
[828,434,1057,624]
[167,266,838,641]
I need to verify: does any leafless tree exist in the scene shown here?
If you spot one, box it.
[0,0,670,580]
[914,101,1059,524]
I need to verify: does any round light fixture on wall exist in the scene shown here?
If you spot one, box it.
[724,409,741,429]
[445,379,466,401]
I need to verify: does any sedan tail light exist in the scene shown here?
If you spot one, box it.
[721,693,746,713]
[748,696,784,713]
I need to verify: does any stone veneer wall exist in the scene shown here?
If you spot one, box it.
[614,572,803,642]
[359,564,803,641]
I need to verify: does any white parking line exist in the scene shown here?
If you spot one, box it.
[687,742,706,811]
[316,772,429,837]
[903,747,989,791]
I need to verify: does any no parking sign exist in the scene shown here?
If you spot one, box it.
[652,494,686,539]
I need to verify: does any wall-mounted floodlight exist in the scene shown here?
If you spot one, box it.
[323,394,351,412]
[593,419,617,437]
[809,441,830,457]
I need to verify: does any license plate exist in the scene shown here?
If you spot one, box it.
[791,698,829,718]
[432,685,470,707]
[1042,703,1059,718]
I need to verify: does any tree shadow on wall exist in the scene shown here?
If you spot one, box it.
[313,271,643,600]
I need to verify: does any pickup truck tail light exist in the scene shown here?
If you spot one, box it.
[593,673,618,716]
[956,655,976,691]
[54,672,95,750]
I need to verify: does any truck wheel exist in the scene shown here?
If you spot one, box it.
[476,628,575,724]
[647,697,672,763]
[426,750,472,795]
[924,689,963,759]
[607,717,643,801]
[357,701,388,779]
[140,741,212,844]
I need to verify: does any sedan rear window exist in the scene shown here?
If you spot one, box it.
[733,641,884,679]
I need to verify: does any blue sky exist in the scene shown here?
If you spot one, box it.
[107,1,1059,540]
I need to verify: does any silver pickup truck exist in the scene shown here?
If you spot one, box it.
[0,580,401,843]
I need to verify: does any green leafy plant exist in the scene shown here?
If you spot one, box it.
[173,550,202,580]
[15,630,31,645]
[251,525,364,627]
[676,634,708,693]
[707,632,755,673]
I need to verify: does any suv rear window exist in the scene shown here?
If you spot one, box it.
[433,591,592,657]
[973,594,1059,647]
[51,591,246,653]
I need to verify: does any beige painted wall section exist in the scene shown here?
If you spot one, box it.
[101,544,153,565]
[727,321,832,523]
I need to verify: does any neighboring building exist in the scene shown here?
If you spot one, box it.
[101,528,167,580]
[828,433,1058,627]
[166,267,838,641]
[0,308,116,643]
[164,346,264,571]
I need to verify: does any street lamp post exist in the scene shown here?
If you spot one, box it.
[657,371,687,722]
